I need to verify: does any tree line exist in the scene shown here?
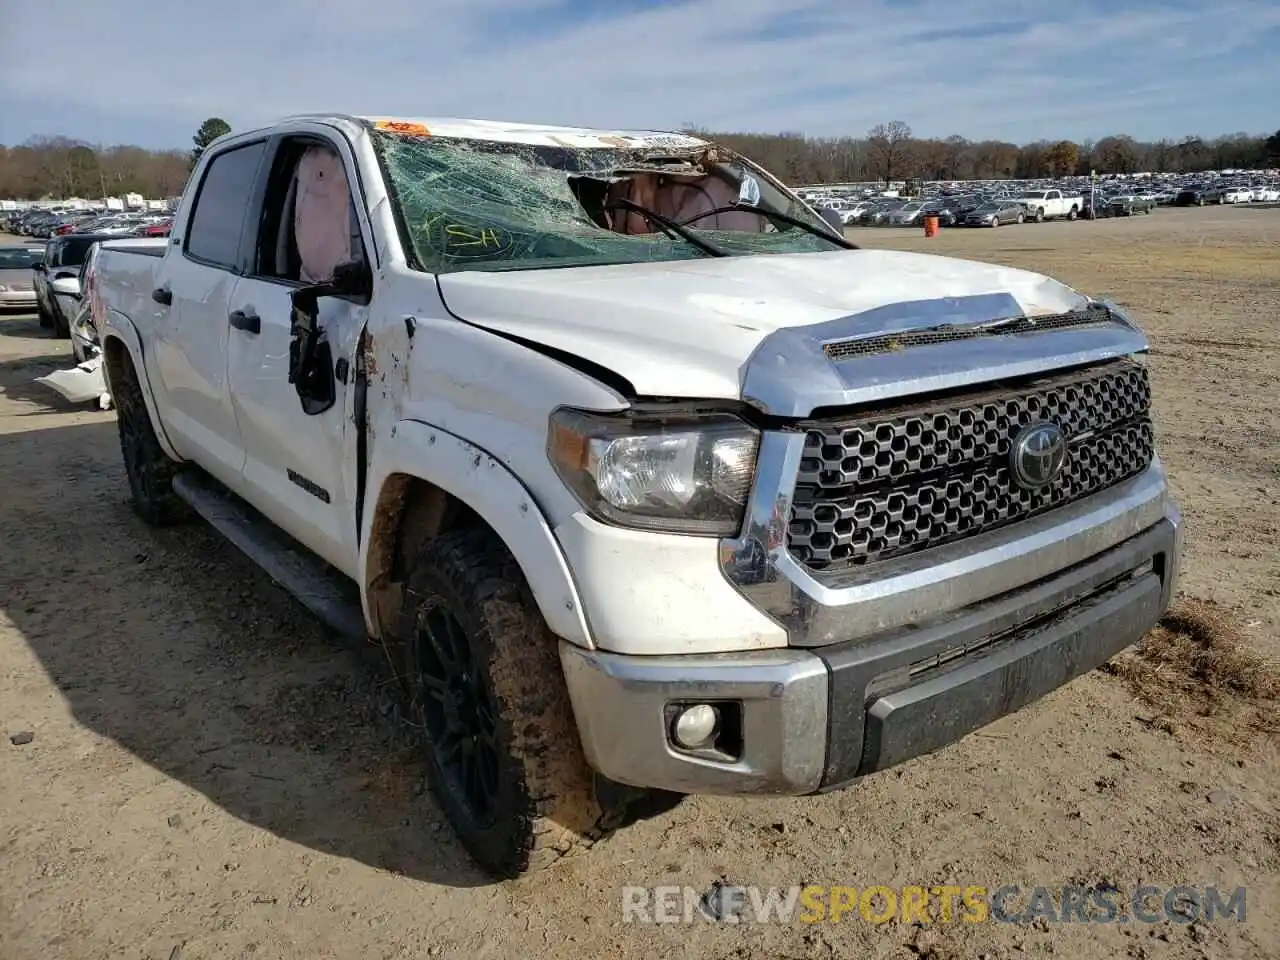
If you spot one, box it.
[697,122,1280,187]
[2,116,1277,200]
[0,117,230,201]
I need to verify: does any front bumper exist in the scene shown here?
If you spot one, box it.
[560,504,1180,795]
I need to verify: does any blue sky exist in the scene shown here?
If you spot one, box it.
[1,0,1276,149]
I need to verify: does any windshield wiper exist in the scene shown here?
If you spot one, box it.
[677,204,858,250]
[603,197,730,257]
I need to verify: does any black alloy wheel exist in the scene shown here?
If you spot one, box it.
[415,604,501,827]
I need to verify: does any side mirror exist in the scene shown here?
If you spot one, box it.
[818,207,845,235]
[287,259,372,417]
[50,277,81,299]
[31,261,45,272]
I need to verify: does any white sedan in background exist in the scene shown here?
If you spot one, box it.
[1251,185,1279,202]
[1222,187,1254,203]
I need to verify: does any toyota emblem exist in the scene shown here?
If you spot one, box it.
[1010,421,1067,489]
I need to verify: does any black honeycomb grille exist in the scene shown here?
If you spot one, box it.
[788,359,1154,570]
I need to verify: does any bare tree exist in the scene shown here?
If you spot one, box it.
[865,121,914,184]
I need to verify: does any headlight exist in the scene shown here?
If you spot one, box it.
[548,408,760,535]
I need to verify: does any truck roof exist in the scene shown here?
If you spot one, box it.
[269,113,712,150]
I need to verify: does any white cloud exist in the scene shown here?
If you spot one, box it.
[1,0,1275,146]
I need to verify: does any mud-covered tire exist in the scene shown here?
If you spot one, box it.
[112,353,191,527]
[399,527,620,879]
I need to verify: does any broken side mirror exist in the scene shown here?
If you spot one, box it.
[287,259,372,416]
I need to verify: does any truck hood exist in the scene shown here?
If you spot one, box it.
[435,248,1093,402]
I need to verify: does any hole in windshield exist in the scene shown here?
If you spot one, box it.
[370,131,843,273]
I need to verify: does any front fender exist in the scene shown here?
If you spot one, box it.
[100,310,183,462]
[361,419,593,649]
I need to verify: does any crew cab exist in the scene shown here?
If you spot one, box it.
[92,114,1182,879]
[1013,189,1083,222]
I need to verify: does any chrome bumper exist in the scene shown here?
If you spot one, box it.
[561,505,1181,795]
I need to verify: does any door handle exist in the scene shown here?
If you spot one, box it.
[228,309,261,334]
[151,286,172,306]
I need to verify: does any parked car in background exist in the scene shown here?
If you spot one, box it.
[887,200,928,226]
[1222,187,1253,204]
[963,201,1025,226]
[922,198,960,227]
[1252,185,1280,202]
[1108,195,1155,216]
[33,233,113,336]
[1080,193,1112,219]
[135,218,174,237]
[867,199,905,224]
[1174,186,1225,206]
[1013,189,1083,222]
[0,244,45,312]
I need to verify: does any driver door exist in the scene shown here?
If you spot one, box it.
[225,135,372,576]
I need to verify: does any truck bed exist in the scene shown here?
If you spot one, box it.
[94,239,167,326]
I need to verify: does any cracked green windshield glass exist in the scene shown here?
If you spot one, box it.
[371,129,842,273]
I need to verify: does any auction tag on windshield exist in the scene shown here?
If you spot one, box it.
[374,120,431,136]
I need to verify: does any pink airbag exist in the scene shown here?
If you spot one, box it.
[294,146,351,282]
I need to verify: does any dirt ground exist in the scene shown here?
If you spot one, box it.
[1,208,1277,960]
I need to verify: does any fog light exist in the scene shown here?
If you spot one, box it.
[672,704,719,749]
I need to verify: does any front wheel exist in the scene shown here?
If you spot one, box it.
[49,300,70,339]
[399,528,626,879]
[37,298,53,329]
[1016,213,1025,224]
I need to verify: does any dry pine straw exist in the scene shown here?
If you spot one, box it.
[1104,598,1279,739]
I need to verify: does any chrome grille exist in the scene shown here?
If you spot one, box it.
[788,359,1154,570]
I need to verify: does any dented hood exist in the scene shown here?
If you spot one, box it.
[436,248,1093,402]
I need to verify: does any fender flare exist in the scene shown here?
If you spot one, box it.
[100,311,183,462]
[360,418,594,649]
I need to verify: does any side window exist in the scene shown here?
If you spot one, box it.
[1048,190,1060,200]
[252,138,366,284]
[185,141,268,269]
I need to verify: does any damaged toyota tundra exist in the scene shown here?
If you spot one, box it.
[91,115,1182,878]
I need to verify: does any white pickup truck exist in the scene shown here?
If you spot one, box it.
[92,114,1182,879]
[1014,189,1084,222]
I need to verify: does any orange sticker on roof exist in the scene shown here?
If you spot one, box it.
[374,120,431,136]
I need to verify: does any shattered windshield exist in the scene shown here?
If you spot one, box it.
[370,130,841,274]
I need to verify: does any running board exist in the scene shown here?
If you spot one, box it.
[172,471,367,641]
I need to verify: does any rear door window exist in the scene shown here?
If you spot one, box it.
[185,141,268,270]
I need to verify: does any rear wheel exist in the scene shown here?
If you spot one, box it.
[1067,206,1078,221]
[399,528,643,878]
[1034,208,1045,223]
[1016,213,1025,224]
[112,353,191,527]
